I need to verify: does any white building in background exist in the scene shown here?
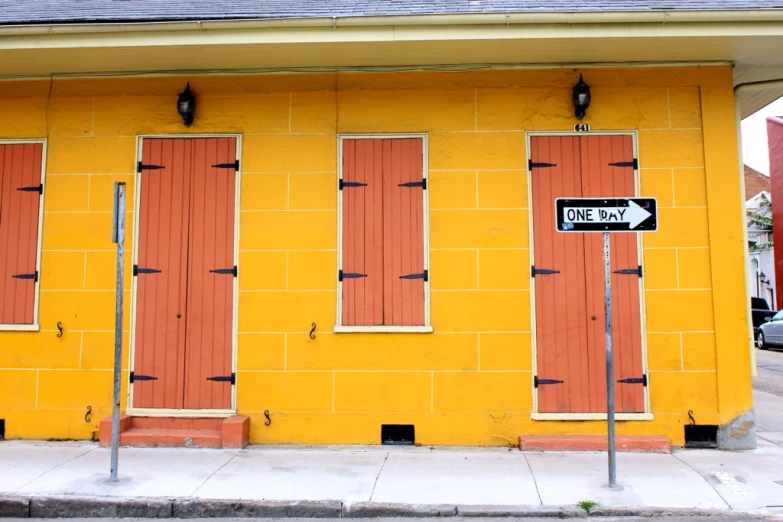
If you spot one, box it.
[747,191,777,309]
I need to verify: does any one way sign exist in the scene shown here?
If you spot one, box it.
[556,198,657,232]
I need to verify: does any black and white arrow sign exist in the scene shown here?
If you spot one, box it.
[556,198,657,232]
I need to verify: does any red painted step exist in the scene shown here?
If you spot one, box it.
[519,435,671,453]
[99,415,249,449]
[120,427,222,448]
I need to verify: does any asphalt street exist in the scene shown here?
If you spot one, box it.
[754,347,783,397]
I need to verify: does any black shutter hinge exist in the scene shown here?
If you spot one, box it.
[400,270,428,282]
[532,266,560,277]
[137,161,165,173]
[609,159,638,169]
[133,265,162,276]
[398,179,427,190]
[212,160,239,170]
[210,266,238,277]
[339,270,367,281]
[529,160,557,170]
[129,372,158,383]
[17,184,43,194]
[207,373,236,385]
[339,180,368,190]
[12,271,38,282]
[534,376,564,387]
[617,374,647,386]
[613,266,643,277]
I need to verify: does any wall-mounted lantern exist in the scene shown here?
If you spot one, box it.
[572,74,591,120]
[760,271,770,285]
[177,83,196,127]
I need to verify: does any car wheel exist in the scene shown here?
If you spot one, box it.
[758,331,769,350]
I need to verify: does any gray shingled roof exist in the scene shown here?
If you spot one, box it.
[1,1,783,25]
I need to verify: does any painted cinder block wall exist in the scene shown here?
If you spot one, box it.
[0,66,752,446]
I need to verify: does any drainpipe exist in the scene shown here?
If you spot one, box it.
[734,79,783,377]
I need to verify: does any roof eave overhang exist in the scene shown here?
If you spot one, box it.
[1,8,783,35]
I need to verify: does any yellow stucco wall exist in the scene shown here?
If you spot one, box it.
[0,66,752,445]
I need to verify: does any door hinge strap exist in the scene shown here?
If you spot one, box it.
[400,270,428,282]
[133,265,162,276]
[339,270,367,281]
[129,372,158,383]
[529,160,557,170]
[17,184,43,194]
[532,266,560,277]
[617,375,647,386]
[12,271,38,282]
[210,266,238,277]
[212,160,239,170]
[398,179,427,189]
[137,161,165,173]
[534,377,564,387]
[613,266,643,277]
[339,180,368,190]
[207,373,236,385]
[608,159,639,169]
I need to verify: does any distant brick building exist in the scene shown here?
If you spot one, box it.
[745,165,770,199]
[768,116,783,308]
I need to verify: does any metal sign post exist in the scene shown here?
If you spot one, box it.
[556,197,657,489]
[110,182,126,482]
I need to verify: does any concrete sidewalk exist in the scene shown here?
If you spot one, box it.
[1,436,782,519]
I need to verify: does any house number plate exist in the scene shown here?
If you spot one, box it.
[574,123,591,132]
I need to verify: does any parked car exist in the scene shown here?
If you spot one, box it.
[757,310,783,350]
[751,297,774,339]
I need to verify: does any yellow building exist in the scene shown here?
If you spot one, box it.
[0,1,779,450]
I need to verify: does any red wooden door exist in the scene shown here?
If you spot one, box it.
[183,138,236,410]
[531,135,645,414]
[133,137,236,411]
[0,143,43,325]
[133,139,192,409]
[580,135,645,413]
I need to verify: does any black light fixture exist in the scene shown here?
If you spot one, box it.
[177,82,196,127]
[572,74,591,120]
[760,271,770,285]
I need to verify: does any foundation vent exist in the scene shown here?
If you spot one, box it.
[0,419,5,440]
[684,424,718,448]
[381,424,414,445]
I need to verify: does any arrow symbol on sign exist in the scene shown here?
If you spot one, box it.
[564,200,653,229]
[625,201,653,228]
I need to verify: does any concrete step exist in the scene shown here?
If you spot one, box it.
[519,434,671,452]
[120,427,222,448]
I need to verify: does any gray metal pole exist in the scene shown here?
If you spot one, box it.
[604,231,617,488]
[110,182,126,482]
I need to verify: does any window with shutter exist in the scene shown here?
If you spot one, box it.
[337,136,431,332]
[0,141,45,330]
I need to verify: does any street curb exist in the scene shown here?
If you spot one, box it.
[29,496,172,518]
[344,502,458,518]
[0,495,754,518]
[172,499,342,518]
[458,505,586,518]
[0,495,29,518]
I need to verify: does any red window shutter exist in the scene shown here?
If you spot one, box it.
[341,139,384,326]
[0,143,44,325]
[383,138,425,326]
[341,138,425,327]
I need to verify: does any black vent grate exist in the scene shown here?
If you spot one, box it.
[381,424,415,446]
